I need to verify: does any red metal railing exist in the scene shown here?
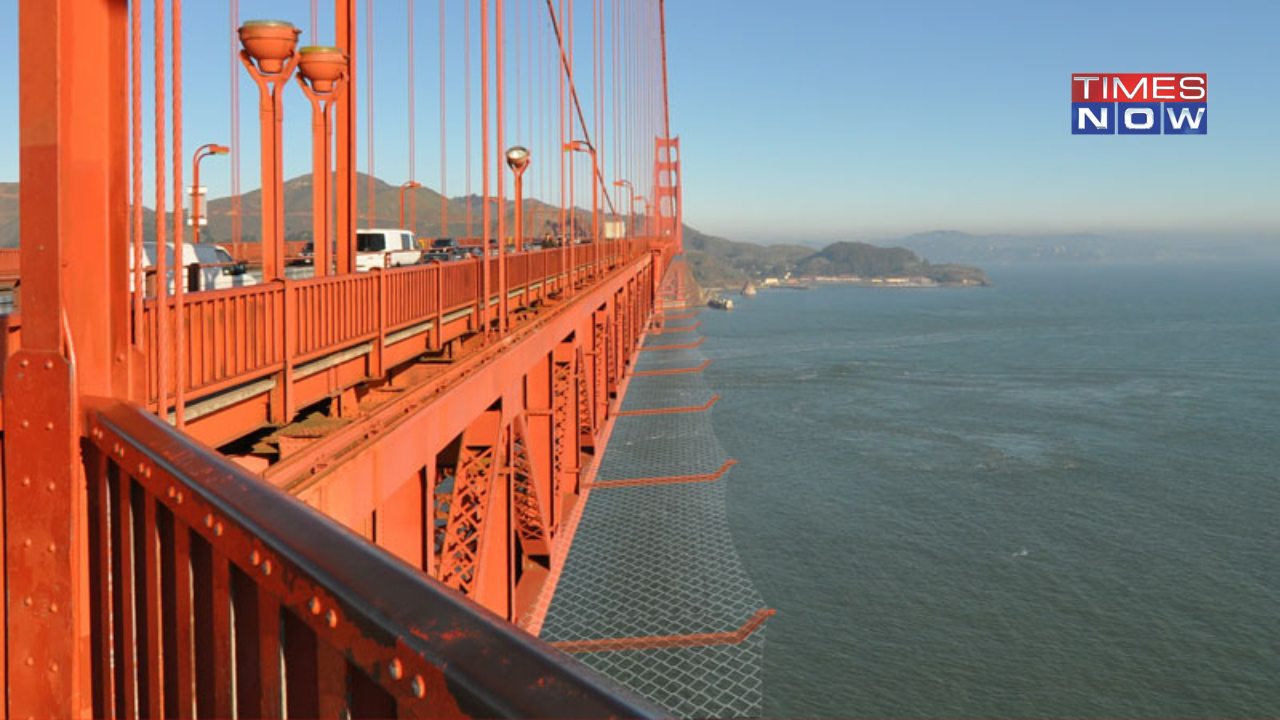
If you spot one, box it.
[83,397,662,719]
[142,284,285,401]
[125,239,650,409]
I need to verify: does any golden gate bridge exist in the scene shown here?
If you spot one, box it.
[2,0,769,716]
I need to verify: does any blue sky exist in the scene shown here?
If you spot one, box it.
[2,0,1277,243]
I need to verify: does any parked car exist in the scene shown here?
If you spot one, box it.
[355,229,421,271]
[431,238,460,252]
[131,242,256,293]
[293,242,315,266]
[424,251,457,264]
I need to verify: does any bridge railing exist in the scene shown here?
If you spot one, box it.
[82,397,664,719]
[125,239,651,410]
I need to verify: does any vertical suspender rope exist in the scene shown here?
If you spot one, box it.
[131,0,143,344]
[230,0,241,260]
[439,0,448,237]
[408,0,416,234]
[173,0,186,427]
[558,0,565,249]
[367,0,376,226]
[481,0,491,330]
[466,0,473,238]
[496,0,507,330]
[155,0,168,419]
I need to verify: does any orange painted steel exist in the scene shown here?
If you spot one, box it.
[639,335,705,352]
[584,459,737,489]
[632,358,711,377]
[4,0,684,715]
[551,609,776,653]
[238,23,302,283]
[615,394,721,417]
[80,399,662,718]
[651,319,701,334]
[298,54,349,279]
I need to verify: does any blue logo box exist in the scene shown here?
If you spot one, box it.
[1072,102,1207,135]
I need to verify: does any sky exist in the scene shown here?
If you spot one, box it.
[2,0,1278,244]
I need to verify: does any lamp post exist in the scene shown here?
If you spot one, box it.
[239,19,302,282]
[613,179,634,238]
[296,45,349,278]
[505,146,530,252]
[563,140,599,278]
[191,144,230,246]
[633,197,650,238]
[399,181,421,233]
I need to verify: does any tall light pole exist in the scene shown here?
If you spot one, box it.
[296,46,349,278]
[563,140,598,278]
[633,197,650,238]
[239,19,301,281]
[505,146,530,252]
[191,144,230,246]
[613,179,634,238]
[399,181,422,233]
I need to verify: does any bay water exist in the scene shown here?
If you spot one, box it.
[699,264,1280,718]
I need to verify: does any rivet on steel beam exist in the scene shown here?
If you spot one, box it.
[20,420,28,429]
[251,550,262,566]
[24,657,33,667]
[389,658,403,680]
[262,560,273,575]
[46,482,55,493]
[167,486,177,499]
[308,597,322,615]
[47,543,57,553]
[49,662,58,673]
[411,675,425,698]
[18,359,27,367]
[20,476,30,487]
[23,538,31,548]
[22,597,32,607]
[49,603,57,613]
[138,463,147,475]
[214,522,224,537]
[204,514,214,528]
[43,360,53,370]
[176,491,184,504]
[326,609,338,628]
[45,422,54,431]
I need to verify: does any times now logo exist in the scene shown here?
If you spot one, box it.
[1072,74,1207,135]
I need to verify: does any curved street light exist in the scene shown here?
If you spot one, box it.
[613,179,634,238]
[192,144,230,247]
[399,181,422,233]
[563,140,599,278]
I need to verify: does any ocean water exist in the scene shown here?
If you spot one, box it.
[698,264,1280,718]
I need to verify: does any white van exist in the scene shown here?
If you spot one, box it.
[355,229,421,271]
[132,243,258,294]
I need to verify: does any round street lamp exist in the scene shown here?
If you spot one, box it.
[505,146,531,252]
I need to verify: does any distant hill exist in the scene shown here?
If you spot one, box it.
[682,231,988,287]
[0,174,600,248]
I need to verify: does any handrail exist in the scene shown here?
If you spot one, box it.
[84,397,666,719]
[5,239,659,414]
